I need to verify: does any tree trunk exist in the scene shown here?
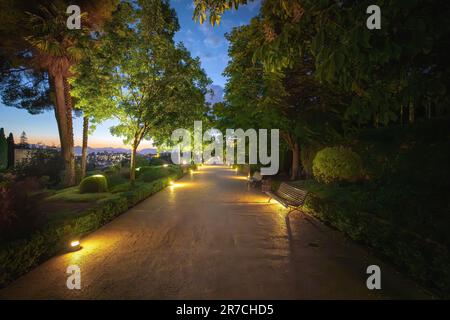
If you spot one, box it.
[290,142,300,180]
[409,101,415,124]
[81,116,89,179]
[130,144,137,182]
[400,105,403,127]
[53,74,76,186]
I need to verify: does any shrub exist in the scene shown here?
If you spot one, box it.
[79,175,108,194]
[134,154,149,167]
[106,173,126,188]
[148,157,166,166]
[138,166,175,182]
[0,169,184,287]
[13,148,64,187]
[120,168,130,179]
[0,177,43,240]
[0,128,7,171]
[313,146,364,184]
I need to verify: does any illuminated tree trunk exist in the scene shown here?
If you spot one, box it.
[130,143,137,182]
[53,74,76,186]
[81,116,89,179]
[290,142,300,180]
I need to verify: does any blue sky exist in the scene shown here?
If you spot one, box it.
[0,0,261,149]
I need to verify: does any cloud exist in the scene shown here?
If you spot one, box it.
[198,23,225,48]
[245,0,262,12]
[205,85,225,104]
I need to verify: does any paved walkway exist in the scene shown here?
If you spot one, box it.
[0,165,431,299]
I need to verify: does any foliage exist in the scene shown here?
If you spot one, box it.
[0,177,43,241]
[148,157,167,166]
[215,15,345,179]
[136,165,179,182]
[295,179,450,297]
[80,0,210,181]
[79,175,108,194]
[0,128,7,170]
[0,1,120,186]
[6,133,14,169]
[196,0,450,125]
[135,155,150,168]
[0,168,184,288]
[312,146,364,184]
[13,148,64,187]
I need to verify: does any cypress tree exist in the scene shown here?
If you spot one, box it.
[0,128,7,170]
[7,133,15,168]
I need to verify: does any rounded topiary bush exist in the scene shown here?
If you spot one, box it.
[79,175,108,193]
[312,146,364,184]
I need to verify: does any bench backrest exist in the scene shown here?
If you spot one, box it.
[277,182,308,206]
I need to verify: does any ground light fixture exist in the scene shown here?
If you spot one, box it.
[69,240,81,251]
[169,180,174,186]
[163,164,169,167]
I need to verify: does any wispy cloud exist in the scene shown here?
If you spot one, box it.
[198,23,225,48]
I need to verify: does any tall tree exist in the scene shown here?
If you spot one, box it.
[195,0,450,125]
[95,0,210,181]
[0,0,118,185]
[0,128,7,170]
[19,131,28,148]
[219,20,343,179]
[6,133,15,169]
[71,43,117,178]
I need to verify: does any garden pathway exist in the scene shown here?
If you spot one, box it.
[0,165,431,299]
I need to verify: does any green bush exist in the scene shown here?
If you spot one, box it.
[0,168,184,288]
[106,174,126,188]
[79,175,108,194]
[136,165,178,181]
[13,148,64,187]
[303,190,450,296]
[148,157,167,166]
[312,146,364,184]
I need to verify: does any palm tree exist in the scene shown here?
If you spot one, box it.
[0,0,118,186]
[24,3,88,185]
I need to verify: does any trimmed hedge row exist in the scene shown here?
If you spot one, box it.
[0,169,183,287]
[303,194,450,297]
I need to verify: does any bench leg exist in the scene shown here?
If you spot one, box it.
[288,207,302,214]
[267,197,272,203]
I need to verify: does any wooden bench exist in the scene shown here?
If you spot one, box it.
[265,182,308,213]
[247,171,263,186]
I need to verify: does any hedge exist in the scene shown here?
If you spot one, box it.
[302,193,450,297]
[0,168,183,288]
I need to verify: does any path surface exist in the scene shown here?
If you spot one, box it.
[0,165,431,299]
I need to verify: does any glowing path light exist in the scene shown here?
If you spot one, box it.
[69,240,81,251]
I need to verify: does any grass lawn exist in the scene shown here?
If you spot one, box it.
[45,187,112,203]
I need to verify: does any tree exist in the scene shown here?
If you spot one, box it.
[71,41,118,178]
[19,131,29,149]
[218,20,344,179]
[6,133,15,169]
[94,0,210,182]
[195,0,450,125]
[0,0,118,186]
[0,128,7,170]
